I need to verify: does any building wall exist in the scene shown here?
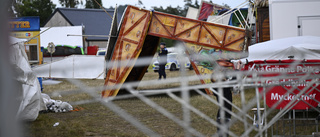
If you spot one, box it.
[45,11,108,54]
[269,0,320,40]
[40,26,83,47]
[44,12,71,27]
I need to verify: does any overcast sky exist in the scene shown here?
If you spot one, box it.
[52,0,247,9]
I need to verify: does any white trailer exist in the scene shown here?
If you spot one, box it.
[269,0,320,40]
[40,26,83,47]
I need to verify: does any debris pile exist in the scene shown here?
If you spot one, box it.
[41,93,73,113]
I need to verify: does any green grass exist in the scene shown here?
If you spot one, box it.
[25,69,320,136]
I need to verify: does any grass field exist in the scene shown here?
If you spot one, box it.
[26,69,320,136]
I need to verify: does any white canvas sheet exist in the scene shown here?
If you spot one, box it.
[10,36,46,121]
[186,7,199,19]
[33,55,105,79]
[242,36,320,62]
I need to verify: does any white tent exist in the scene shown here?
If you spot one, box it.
[32,55,105,79]
[242,36,320,62]
[10,36,46,121]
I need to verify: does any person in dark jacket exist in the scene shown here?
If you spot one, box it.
[211,59,235,137]
[158,42,168,80]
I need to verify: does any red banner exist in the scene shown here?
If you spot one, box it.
[198,2,226,21]
[243,60,320,110]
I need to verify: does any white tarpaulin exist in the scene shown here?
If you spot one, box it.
[40,26,83,47]
[207,14,231,25]
[186,7,199,19]
[10,36,46,121]
[242,36,320,62]
[33,55,105,79]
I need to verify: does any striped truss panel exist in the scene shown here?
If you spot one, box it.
[148,11,247,52]
[102,6,151,97]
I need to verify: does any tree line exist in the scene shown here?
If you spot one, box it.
[152,0,200,17]
[9,0,103,26]
[9,0,231,47]
[9,0,211,27]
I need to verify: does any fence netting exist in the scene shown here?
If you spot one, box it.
[28,46,320,137]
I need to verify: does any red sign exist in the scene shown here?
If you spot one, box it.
[265,85,320,109]
[243,60,320,110]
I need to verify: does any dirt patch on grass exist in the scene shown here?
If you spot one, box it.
[137,69,201,90]
[27,70,263,136]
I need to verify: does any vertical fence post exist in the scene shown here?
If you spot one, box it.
[0,1,22,136]
[178,45,191,137]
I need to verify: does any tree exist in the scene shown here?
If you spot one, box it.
[59,0,82,8]
[13,0,56,26]
[138,0,143,6]
[152,0,202,17]
[136,0,145,9]
[109,6,114,10]
[194,0,200,8]
[152,5,184,16]
[8,0,18,17]
[222,3,231,9]
[85,0,102,9]
[184,0,193,8]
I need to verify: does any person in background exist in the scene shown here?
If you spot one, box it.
[211,59,235,137]
[235,60,243,71]
[158,42,168,80]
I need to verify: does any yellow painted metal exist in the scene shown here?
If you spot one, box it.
[103,6,250,97]
[148,12,247,52]
[102,6,151,97]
